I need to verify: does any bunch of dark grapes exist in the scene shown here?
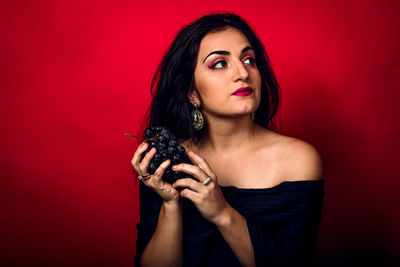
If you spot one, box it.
[126,126,194,184]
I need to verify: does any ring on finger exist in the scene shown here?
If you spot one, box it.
[202,177,212,186]
[141,173,151,178]
[138,173,151,181]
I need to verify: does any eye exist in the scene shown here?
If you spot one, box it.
[211,60,227,69]
[243,57,256,65]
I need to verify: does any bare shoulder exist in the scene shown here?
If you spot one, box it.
[277,134,323,181]
[259,129,323,182]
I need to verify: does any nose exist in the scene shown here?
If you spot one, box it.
[232,59,249,81]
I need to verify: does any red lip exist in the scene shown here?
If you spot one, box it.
[232,87,253,96]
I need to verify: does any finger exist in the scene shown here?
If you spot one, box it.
[131,142,148,170]
[153,159,171,182]
[186,150,215,179]
[138,147,157,175]
[172,163,209,182]
[184,150,197,166]
[172,178,202,193]
[180,188,200,203]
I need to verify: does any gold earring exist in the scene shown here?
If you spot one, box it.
[191,103,204,130]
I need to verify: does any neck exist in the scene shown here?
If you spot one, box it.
[198,114,257,155]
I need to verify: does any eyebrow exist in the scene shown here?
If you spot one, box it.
[202,46,254,63]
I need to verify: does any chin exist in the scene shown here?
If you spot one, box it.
[240,104,259,114]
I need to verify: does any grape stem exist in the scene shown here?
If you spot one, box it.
[124,132,164,142]
[124,133,145,141]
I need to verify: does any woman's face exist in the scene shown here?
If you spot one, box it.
[192,26,261,119]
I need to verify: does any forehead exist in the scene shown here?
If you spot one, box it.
[198,27,251,55]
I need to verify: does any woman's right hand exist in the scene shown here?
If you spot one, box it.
[131,142,181,204]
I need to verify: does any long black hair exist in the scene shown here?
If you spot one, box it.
[144,12,281,143]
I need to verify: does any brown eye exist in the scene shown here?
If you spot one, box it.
[212,60,226,69]
[243,57,255,65]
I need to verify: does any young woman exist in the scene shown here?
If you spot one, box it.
[131,13,325,267]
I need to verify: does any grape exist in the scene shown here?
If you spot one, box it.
[168,139,178,147]
[172,154,181,164]
[164,169,172,177]
[136,126,195,184]
[154,153,162,162]
[156,135,167,143]
[140,147,152,161]
[149,140,157,147]
[145,128,154,138]
[160,150,169,160]
[177,145,185,154]
[167,146,176,156]
[156,142,167,151]
[148,161,158,174]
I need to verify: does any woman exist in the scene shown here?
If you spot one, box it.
[131,13,325,267]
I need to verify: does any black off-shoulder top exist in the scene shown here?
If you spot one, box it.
[134,179,325,267]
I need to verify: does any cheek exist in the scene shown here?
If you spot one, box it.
[195,74,225,96]
[254,71,262,91]
[253,68,261,84]
[253,71,262,102]
[194,71,210,92]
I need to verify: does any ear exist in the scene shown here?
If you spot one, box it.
[189,88,200,106]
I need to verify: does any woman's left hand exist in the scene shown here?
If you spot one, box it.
[171,150,231,226]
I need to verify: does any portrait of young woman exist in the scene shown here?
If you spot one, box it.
[131,12,325,267]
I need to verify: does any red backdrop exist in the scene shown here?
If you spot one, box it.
[2,0,399,265]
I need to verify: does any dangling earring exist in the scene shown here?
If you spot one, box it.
[191,103,204,130]
[250,112,255,122]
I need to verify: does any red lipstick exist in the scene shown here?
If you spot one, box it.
[232,87,253,96]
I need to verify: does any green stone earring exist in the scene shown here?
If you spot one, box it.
[191,103,204,130]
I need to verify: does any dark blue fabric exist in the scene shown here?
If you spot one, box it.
[134,179,325,267]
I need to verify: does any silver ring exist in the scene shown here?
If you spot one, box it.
[138,174,151,181]
[202,177,211,185]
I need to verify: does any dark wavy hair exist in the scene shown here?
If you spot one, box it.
[144,12,281,143]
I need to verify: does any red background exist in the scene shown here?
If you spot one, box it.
[2,0,399,265]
